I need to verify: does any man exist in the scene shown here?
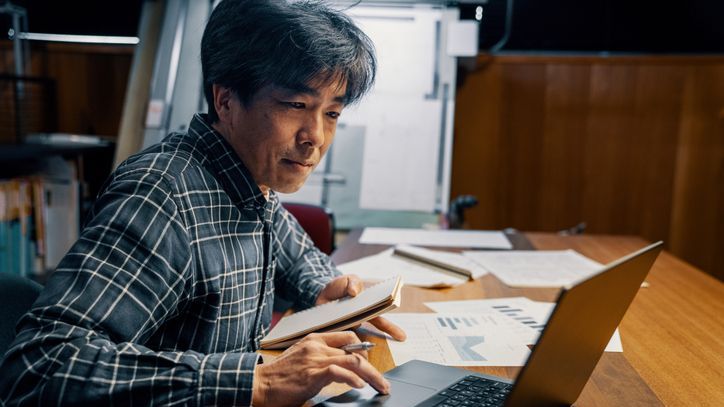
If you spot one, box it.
[0,0,405,405]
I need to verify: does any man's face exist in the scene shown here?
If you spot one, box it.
[217,79,346,195]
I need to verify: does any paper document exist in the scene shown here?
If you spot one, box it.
[337,249,469,288]
[463,250,603,287]
[385,313,531,367]
[359,227,513,249]
[425,297,623,352]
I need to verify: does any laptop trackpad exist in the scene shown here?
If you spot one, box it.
[316,379,437,406]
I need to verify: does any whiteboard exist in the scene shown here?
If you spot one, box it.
[280,5,461,228]
[351,96,442,211]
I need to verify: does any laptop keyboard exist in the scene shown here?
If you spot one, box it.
[420,375,512,407]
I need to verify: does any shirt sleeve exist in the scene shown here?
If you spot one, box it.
[271,202,340,311]
[0,168,258,406]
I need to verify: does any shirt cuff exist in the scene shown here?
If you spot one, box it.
[197,352,260,406]
[297,269,340,311]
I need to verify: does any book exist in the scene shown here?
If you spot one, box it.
[41,157,80,272]
[42,178,79,270]
[260,276,403,349]
[0,179,39,276]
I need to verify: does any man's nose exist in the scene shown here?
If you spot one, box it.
[298,113,325,148]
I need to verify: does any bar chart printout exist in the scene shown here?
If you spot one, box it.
[424,297,623,352]
[491,304,546,332]
[385,313,531,366]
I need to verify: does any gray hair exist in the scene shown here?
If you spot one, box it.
[201,0,376,122]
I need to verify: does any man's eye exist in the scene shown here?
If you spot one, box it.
[326,111,340,119]
[284,102,305,109]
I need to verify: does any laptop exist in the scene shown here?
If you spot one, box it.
[319,241,663,407]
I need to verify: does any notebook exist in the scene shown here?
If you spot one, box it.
[261,276,403,349]
[318,241,663,406]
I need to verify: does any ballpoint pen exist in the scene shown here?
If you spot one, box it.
[341,341,375,352]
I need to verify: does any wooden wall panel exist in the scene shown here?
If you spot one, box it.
[452,61,505,227]
[0,42,133,138]
[42,44,133,136]
[628,66,684,241]
[583,65,638,234]
[452,55,724,279]
[501,65,546,229]
[670,65,724,279]
[538,64,590,230]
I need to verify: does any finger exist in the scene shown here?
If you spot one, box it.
[347,349,369,359]
[309,331,362,349]
[326,353,390,394]
[319,276,354,303]
[345,275,363,297]
[294,336,346,358]
[369,317,407,341]
[319,364,366,389]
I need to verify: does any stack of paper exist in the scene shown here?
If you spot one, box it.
[384,312,532,367]
[463,250,604,288]
[359,227,513,249]
[383,296,623,368]
[424,297,622,352]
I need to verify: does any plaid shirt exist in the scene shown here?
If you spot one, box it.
[0,114,339,406]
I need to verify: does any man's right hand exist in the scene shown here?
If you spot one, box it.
[252,331,390,407]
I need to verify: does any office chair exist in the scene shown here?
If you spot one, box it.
[281,202,336,255]
[446,194,479,229]
[273,202,336,327]
[0,273,42,359]
[558,222,587,236]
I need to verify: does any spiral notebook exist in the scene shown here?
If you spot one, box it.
[260,276,403,349]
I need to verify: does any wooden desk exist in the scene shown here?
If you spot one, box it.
[325,231,724,406]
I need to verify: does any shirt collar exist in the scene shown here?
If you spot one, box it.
[187,113,270,209]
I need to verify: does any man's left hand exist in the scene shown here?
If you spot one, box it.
[316,275,407,342]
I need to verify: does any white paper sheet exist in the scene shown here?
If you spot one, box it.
[424,297,623,352]
[463,250,603,287]
[356,97,442,212]
[337,249,468,288]
[360,227,513,249]
[385,313,531,367]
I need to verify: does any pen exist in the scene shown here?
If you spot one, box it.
[341,341,375,352]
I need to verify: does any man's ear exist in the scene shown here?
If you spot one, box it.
[212,84,235,124]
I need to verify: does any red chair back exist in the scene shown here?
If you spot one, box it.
[282,202,335,255]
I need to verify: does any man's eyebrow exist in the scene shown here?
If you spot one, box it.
[277,85,346,104]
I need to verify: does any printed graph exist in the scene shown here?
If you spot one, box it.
[492,304,546,331]
[437,316,479,330]
[448,336,487,361]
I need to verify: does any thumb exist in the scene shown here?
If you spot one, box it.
[323,275,362,302]
[344,275,363,297]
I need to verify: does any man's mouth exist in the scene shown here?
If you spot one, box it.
[282,158,315,168]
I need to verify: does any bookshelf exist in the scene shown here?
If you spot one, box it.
[0,141,114,280]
